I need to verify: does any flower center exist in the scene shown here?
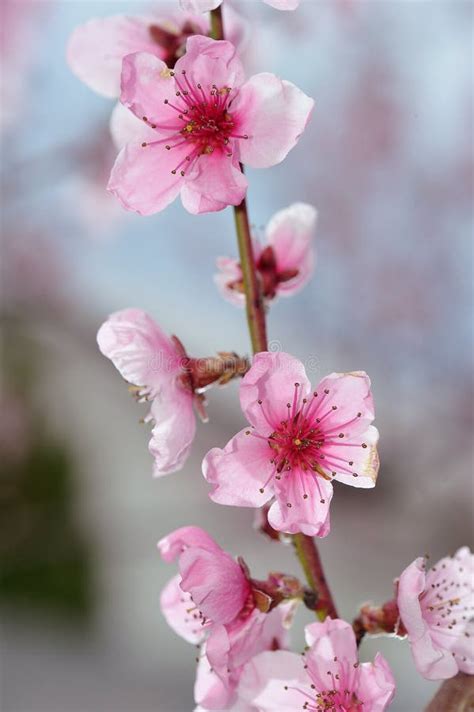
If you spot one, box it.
[140,70,248,177]
[246,382,367,506]
[270,408,326,478]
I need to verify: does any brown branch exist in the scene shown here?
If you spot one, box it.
[424,673,474,712]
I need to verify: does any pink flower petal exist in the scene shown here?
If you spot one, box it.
[181,153,248,215]
[194,647,233,711]
[110,101,156,150]
[96,308,178,394]
[214,256,245,307]
[304,618,357,665]
[107,140,186,215]
[238,650,308,711]
[327,424,379,489]
[266,202,317,296]
[179,547,250,625]
[203,428,275,507]
[268,474,333,536]
[397,557,458,680]
[240,351,311,431]
[149,382,196,476]
[311,371,379,487]
[158,526,221,562]
[175,35,245,90]
[356,653,396,712]
[453,620,474,675]
[197,604,294,711]
[120,52,179,131]
[263,0,300,8]
[236,73,314,168]
[67,15,160,98]
[315,371,375,435]
[160,574,207,644]
[179,0,222,12]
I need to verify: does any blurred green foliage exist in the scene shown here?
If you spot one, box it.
[0,317,93,620]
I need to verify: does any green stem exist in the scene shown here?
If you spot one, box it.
[233,197,268,353]
[210,4,337,622]
[210,5,224,41]
[293,533,338,621]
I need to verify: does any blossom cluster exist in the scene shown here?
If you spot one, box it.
[68,1,473,709]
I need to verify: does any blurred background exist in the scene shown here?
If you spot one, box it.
[1,0,472,710]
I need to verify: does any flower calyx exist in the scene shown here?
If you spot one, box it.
[172,335,249,392]
[249,569,305,613]
[227,245,300,302]
[353,599,405,646]
[148,21,203,69]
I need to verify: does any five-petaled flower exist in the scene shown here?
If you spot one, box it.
[203,351,379,536]
[97,309,247,476]
[238,618,395,711]
[397,547,474,680]
[97,308,199,475]
[108,35,314,215]
[215,202,317,306]
[159,526,294,710]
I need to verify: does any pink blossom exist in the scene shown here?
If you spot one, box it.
[158,526,294,710]
[203,351,379,536]
[67,9,245,99]
[397,547,474,680]
[108,36,314,215]
[179,0,300,13]
[97,308,197,476]
[215,202,317,306]
[194,604,292,710]
[239,618,395,712]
